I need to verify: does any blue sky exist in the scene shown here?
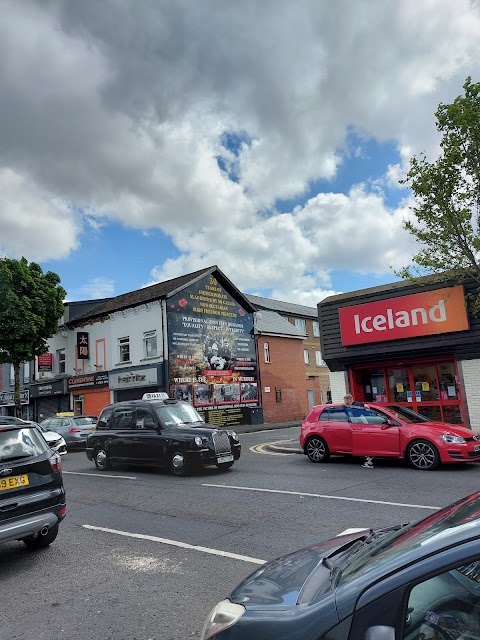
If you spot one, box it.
[2,1,480,307]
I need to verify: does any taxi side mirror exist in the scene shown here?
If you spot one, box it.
[364,626,395,640]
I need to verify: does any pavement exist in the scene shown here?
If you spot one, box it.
[234,420,303,454]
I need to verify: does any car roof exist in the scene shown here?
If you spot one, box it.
[0,422,36,431]
[102,399,181,409]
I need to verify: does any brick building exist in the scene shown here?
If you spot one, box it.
[248,295,331,410]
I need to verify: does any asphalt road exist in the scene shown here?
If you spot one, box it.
[3,426,480,640]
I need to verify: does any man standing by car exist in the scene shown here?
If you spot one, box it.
[343,394,374,469]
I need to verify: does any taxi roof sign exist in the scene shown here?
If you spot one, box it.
[142,392,170,401]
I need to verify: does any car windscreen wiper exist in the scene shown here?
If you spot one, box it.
[0,454,31,462]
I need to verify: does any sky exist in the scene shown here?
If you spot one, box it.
[1,0,480,308]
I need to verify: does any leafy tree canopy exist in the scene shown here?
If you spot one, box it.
[0,257,66,365]
[0,257,66,415]
[399,77,480,308]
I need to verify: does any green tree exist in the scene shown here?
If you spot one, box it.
[399,77,480,308]
[0,257,66,417]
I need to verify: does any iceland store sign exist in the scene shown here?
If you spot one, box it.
[339,286,469,346]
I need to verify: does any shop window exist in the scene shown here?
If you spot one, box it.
[357,369,387,403]
[438,362,459,400]
[412,365,439,402]
[118,337,130,363]
[387,368,411,403]
[313,321,320,337]
[416,405,442,422]
[443,405,463,424]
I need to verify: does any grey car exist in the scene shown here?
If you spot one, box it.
[39,415,97,449]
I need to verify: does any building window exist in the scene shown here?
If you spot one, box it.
[10,364,14,386]
[144,330,157,358]
[95,339,106,371]
[264,342,270,363]
[313,321,320,337]
[275,387,282,403]
[295,318,306,333]
[119,337,130,362]
[315,350,325,366]
[304,349,310,364]
[57,349,66,374]
[23,362,30,384]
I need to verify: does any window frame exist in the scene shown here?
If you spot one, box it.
[264,342,270,363]
[295,318,307,333]
[315,350,325,366]
[57,348,66,374]
[118,336,131,363]
[313,321,320,337]
[304,349,310,364]
[143,330,158,359]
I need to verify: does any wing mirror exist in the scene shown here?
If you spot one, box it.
[381,419,396,430]
[364,626,395,640]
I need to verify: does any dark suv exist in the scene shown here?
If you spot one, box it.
[86,393,241,476]
[0,422,66,550]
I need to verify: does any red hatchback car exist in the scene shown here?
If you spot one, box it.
[300,403,480,470]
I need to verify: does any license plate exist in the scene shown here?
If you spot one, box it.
[475,445,480,452]
[87,428,95,433]
[0,474,29,491]
[217,454,234,464]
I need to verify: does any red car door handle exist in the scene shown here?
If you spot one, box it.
[352,428,363,431]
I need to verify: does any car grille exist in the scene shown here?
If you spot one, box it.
[213,431,231,455]
[465,435,480,442]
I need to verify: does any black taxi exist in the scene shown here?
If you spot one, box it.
[85,393,241,476]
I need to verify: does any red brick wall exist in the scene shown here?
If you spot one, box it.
[258,336,309,423]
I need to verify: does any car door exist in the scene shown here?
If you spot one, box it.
[130,407,167,466]
[109,407,136,462]
[348,406,401,457]
[322,407,353,453]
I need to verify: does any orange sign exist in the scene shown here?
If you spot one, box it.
[339,286,469,346]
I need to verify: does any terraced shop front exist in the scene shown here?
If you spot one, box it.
[318,278,480,430]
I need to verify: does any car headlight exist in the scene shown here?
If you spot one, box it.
[200,599,245,640]
[194,436,204,447]
[227,430,239,441]
[439,433,466,444]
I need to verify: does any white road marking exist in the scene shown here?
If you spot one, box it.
[202,484,439,510]
[63,471,137,480]
[83,524,265,565]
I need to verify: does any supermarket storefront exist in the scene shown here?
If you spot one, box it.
[319,279,480,430]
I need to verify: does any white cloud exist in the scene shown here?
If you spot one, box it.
[70,277,116,300]
[1,0,480,299]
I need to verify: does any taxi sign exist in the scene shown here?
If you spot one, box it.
[142,392,169,401]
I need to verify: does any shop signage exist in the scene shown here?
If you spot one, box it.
[0,390,29,406]
[77,332,90,359]
[109,367,158,390]
[38,353,53,372]
[29,380,65,397]
[67,371,109,390]
[339,286,469,346]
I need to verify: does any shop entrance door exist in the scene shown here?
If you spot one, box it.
[352,361,463,425]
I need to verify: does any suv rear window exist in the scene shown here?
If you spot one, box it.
[74,417,97,426]
[0,427,50,462]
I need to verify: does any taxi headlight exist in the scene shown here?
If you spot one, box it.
[439,433,466,444]
[194,436,203,447]
[200,599,245,640]
[227,430,239,442]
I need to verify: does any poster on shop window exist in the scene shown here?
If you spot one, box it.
[166,275,260,419]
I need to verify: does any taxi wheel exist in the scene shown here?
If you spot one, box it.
[407,439,440,470]
[170,451,191,476]
[305,436,330,463]
[24,523,59,550]
[94,448,112,471]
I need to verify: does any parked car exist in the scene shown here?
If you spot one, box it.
[300,403,480,470]
[39,415,97,449]
[85,393,241,476]
[200,491,480,640]
[0,417,67,456]
[0,421,66,550]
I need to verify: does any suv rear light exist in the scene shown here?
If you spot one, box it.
[69,427,83,434]
[49,452,62,473]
